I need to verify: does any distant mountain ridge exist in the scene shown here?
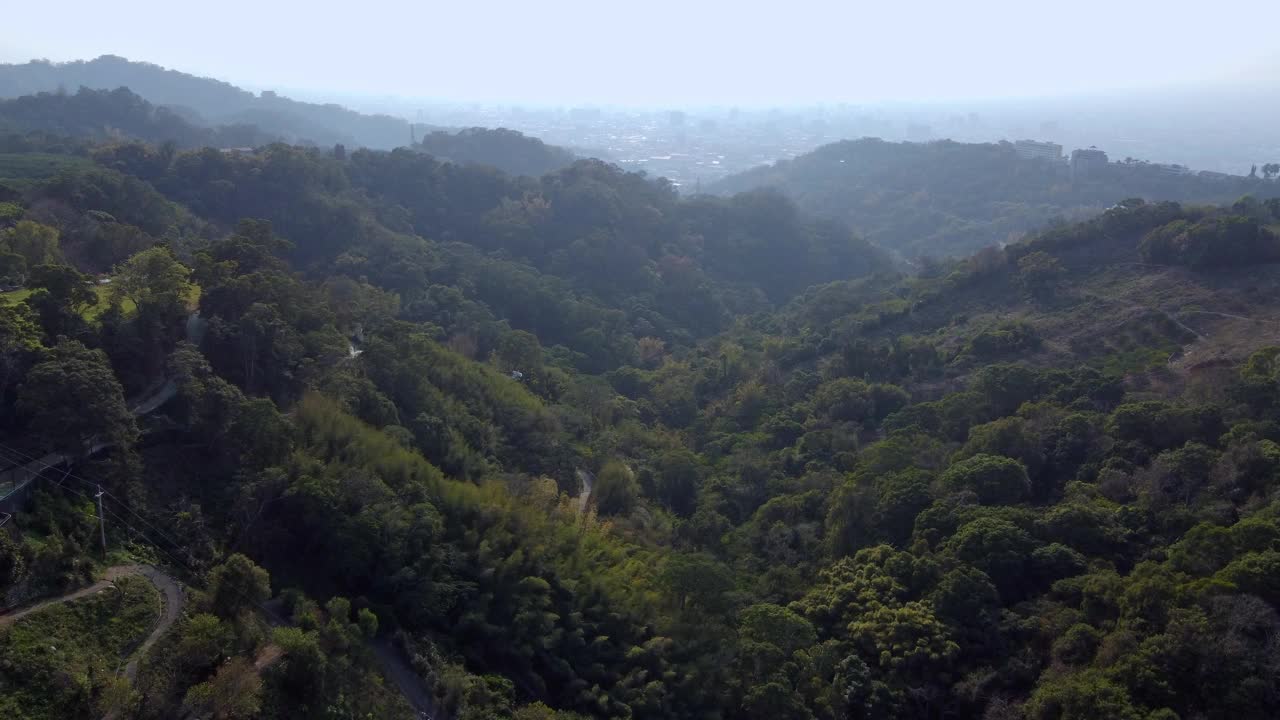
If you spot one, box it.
[0,56,583,177]
[712,137,1280,259]
[0,55,415,148]
[0,86,278,149]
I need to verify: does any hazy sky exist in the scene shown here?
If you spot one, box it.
[3,0,1277,106]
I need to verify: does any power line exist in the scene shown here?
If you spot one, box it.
[0,446,264,606]
[0,444,291,626]
[27,469,290,626]
[0,443,434,712]
[0,446,196,572]
[0,456,266,630]
[0,445,199,572]
[95,484,107,559]
[0,442,187,552]
[0,440,270,568]
[4,463,105,525]
[100,502,201,581]
[97,497,292,626]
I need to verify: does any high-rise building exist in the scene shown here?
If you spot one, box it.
[907,124,933,141]
[1014,139,1063,162]
[1070,147,1109,180]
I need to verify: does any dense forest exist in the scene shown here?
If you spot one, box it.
[5,101,1280,720]
[417,127,580,179]
[713,137,1280,260]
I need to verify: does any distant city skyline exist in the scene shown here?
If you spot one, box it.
[3,0,1278,107]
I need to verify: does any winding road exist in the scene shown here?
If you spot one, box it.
[575,469,595,515]
[1,378,182,505]
[260,598,444,719]
[119,565,183,681]
[0,564,183,682]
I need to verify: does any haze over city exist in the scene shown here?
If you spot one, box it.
[4,0,1278,106]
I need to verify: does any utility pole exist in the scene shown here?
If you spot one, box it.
[95,485,107,558]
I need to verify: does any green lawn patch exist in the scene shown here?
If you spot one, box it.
[0,153,93,186]
[1,283,201,322]
[83,284,134,321]
[1094,345,1178,377]
[0,288,32,306]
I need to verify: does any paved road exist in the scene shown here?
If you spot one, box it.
[575,469,595,515]
[372,637,444,720]
[130,380,177,416]
[1,379,179,502]
[262,598,444,719]
[121,565,183,681]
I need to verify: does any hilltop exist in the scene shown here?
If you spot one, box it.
[4,112,1280,719]
[416,127,579,178]
[712,137,1280,259]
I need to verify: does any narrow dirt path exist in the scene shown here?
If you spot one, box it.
[0,576,118,627]
[1177,309,1280,325]
[253,643,284,671]
[1158,309,1207,340]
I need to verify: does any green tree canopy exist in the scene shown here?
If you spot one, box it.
[16,339,137,457]
[1,220,61,268]
[939,454,1031,504]
[206,553,272,620]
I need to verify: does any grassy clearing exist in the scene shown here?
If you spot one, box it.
[1,284,201,322]
[0,574,159,720]
[0,153,93,186]
[0,287,31,306]
[0,285,131,319]
[83,285,134,321]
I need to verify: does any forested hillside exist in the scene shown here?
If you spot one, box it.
[416,128,580,178]
[0,87,278,149]
[713,137,1280,260]
[4,119,1280,720]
